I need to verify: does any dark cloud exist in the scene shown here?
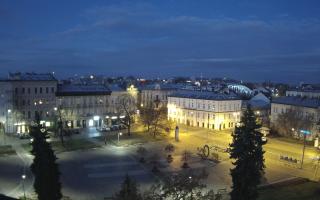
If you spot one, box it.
[0,1,320,83]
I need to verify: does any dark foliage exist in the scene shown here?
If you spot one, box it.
[229,106,265,200]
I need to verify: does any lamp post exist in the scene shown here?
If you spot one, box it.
[21,174,26,200]
[118,132,122,144]
[300,129,311,169]
[314,156,320,181]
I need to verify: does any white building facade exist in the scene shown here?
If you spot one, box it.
[0,73,58,134]
[271,96,320,139]
[286,90,320,98]
[141,84,178,108]
[56,84,111,128]
[168,91,242,130]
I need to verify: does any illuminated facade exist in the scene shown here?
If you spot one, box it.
[168,91,242,130]
[107,84,137,114]
[0,73,58,134]
[56,84,111,128]
[141,84,179,108]
[271,96,320,139]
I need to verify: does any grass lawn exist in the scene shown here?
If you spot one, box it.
[96,130,170,146]
[259,180,320,200]
[0,145,16,156]
[51,138,101,153]
[22,138,101,153]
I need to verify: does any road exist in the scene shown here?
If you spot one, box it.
[1,125,319,199]
[177,125,320,181]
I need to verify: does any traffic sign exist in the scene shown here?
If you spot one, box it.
[300,130,311,135]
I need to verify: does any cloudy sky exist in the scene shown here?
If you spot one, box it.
[1,0,320,83]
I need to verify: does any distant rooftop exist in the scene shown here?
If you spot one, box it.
[169,90,241,101]
[141,83,183,91]
[57,84,111,96]
[272,96,320,108]
[108,84,125,92]
[8,72,57,81]
[286,89,320,93]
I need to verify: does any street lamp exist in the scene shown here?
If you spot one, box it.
[21,174,26,200]
[118,132,122,144]
[300,129,311,169]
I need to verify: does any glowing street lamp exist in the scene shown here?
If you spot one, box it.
[21,174,26,200]
[118,132,122,144]
[300,129,311,169]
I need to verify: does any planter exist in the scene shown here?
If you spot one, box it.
[181,162,189,169]
[167,154,173,163]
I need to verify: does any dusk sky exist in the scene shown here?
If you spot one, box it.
[1,0,320,83]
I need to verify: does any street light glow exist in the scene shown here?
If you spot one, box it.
[93,116,100,121]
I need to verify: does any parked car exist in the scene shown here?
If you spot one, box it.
[97,126,110,132]
[19,134,31,140]
[262,136,268,144]
[111,125,120,131]
[72,129,81,134]
[119,124,127,130]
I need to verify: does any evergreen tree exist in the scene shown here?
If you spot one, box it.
[229,106,265,200]
[113,174,142,200]
[30,114,62,200]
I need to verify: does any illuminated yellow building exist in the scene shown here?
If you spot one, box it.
[168,91,242,130]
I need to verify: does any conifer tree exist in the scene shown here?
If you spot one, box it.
[113,174,142,200]
[30,114,62,200]
[229,106,265,200]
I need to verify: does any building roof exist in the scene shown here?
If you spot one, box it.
[7,72,57,81]
[250,93,270,103]
[248,100,270,110]
[286,89,320,93]
[108,84,125,92]
[169,90,241,101]
[141,83,182,91]
[272,96,320,109]
[56,84,111,96]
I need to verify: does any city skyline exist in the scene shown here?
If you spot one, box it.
[1,0,320,83]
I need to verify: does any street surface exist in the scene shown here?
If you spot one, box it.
[0,125,319,199]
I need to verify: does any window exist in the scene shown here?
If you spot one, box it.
[15,88,18,94]
[51,87,55,93]
[28,88,30,94]
[22,88,25,94]
[28,111,31,119]
[35,88,37,94]
[40,87,42,94]
[46,87,49,93]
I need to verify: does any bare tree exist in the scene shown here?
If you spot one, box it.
[181,150,192,169]
[137,146,147,163]
[165,144,175,163]
[150,107,175,138]
[116,94,136,136]
[274,108,314,138]
[143,169,221,200]
[52,105,65,146]
[140,104,155,132]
